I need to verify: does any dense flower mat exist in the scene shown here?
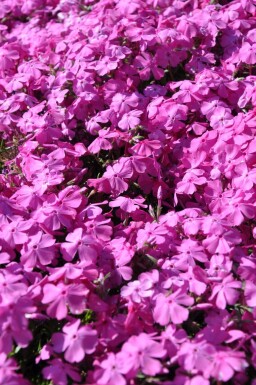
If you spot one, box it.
[1,0,256,384]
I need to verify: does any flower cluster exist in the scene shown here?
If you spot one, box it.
[0,0,256,384]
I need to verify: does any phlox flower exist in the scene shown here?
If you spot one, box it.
[0,220,31,248]
[136,222,169,249]
[177,340,216,373]
[43,358,81,385]
[1,0,256,383]
[239,42,256,65]
[119,333,166,376]
[153,288,194,325]
[121,279,154,303]
[205,349,248,382]
[21,231,56,269]
[110,93,139,114]
[118,110,142,131]
[0,297,35,356]
[233,162,256,191]
[60,228,99,265]
[209,274,242,309]
[52,319,97,363]
[202,229,241,255]
[244,280,256,307]
[130,139,162,157]
[109,195,146,213]
[42,282,89,319]
[103,159,133,196]
[180,266,207,296]
[88,129,116,154]
[0,353,30,385]
[176,170,206,195]
[94,353,127,385]
[84,215,113,242]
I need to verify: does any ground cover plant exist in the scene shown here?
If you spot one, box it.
[0,0,256,384]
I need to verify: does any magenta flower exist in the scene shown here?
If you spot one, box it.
[35,186,83,231]
[205,349,248,382]
[0,354,30,385]
[118,110,142,131]
[60,228,99,265]
[110,93,139,114]
[103,159,133,196]
[174,239,208,268]
[130,139,162,157]
[120,333,166,376]
[209,274,242,309]
[203,229,241,255]
[43,358,81,385]
[176,170,206,195]
[136,222,168,249]
[95,57,118,76]
[180,266,207,296]
[94,353,126,385]
[0,220,31,248]
[84,215,113,242]
[109,196,146,213]
[21,231,56,268]
[121,279,154,304]
[244,280,256,307]
[153,288,194,325]
[178,340,216,373]
[233,162,256,191]
[88,129,117,154]
[2,1,256,383]
[42,282,89,319]
[239,42,256,65]
[52,319,97,363]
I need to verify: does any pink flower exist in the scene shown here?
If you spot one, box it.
[239,42,256,65]
[94,353,126,385]
[88,129,117,154]
[109,196,146,213]
[178,340,216,373]
[118,110,142,131]
[43,358,81,385]
[103,159,133,196]
[0,220,31,248]
[180,266,207,296]
[52,319,97,363]
[173,239,208,268]
[136,222,168,249]
[165,102,188,132]
[35,186,83,230]
[176,170,206,195]
[209,107,234,130]
[61,228,99,265]
[244,280,256,307]
[203,229,241,255]
[110,93,139,114]
[209,274,242,309]
[130,139,162,157]
[42,282,89,319]
[120,333,166,376]
[103,237,135,280]
[84,215,113,242]
[153,288,194,325]
[95,57,118,76]
[233,162,256,191]
[21,231,56,268]
[0,354,30,385]
[205,349,248,382]
[121,279,154,303]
